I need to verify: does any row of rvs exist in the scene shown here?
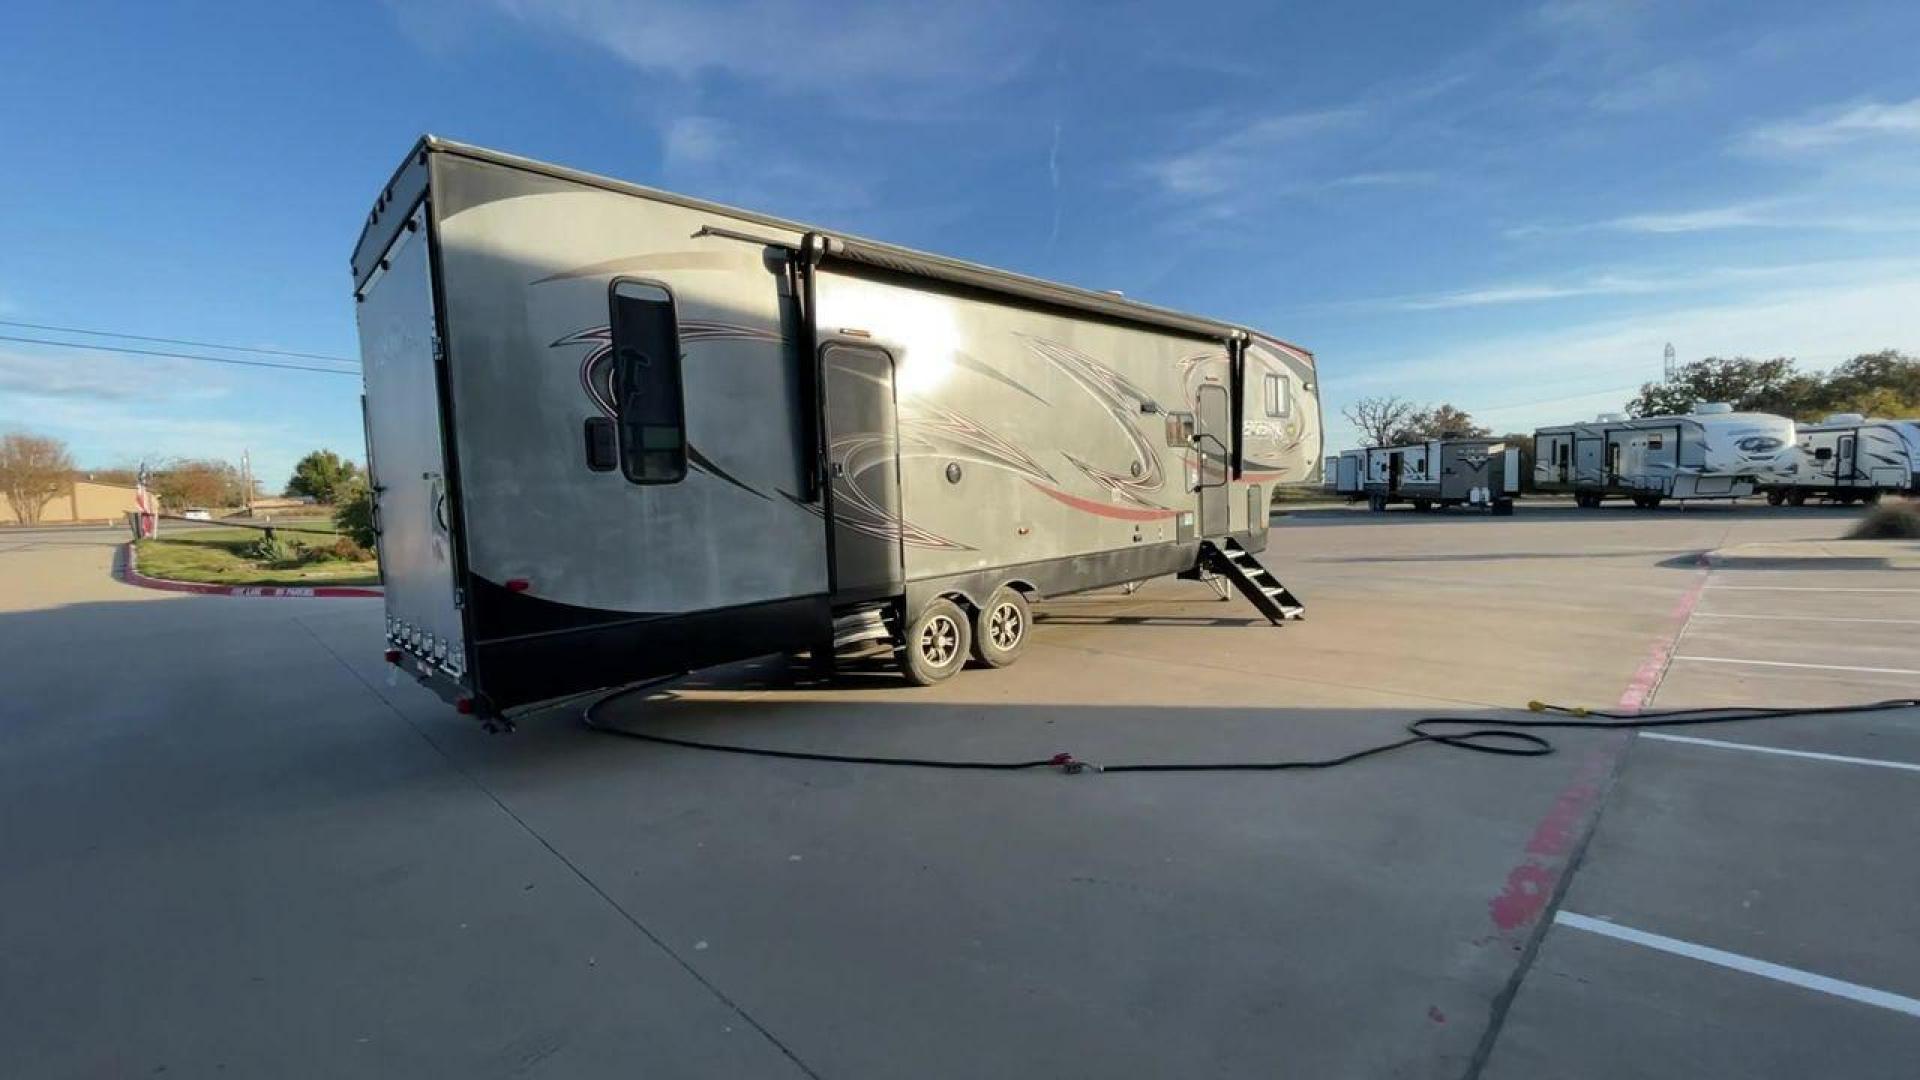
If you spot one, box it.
[1325,405,1920,510]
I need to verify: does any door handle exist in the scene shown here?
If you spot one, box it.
[831,462,846,478]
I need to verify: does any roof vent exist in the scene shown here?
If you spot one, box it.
[1595,412,1625,422]
[1823,412,1866,425]
[1692,402,1733,415]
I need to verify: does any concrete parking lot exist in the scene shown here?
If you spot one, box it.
[1,506,1915,1078]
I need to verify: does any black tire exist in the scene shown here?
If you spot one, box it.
[1786,490,1808,507]
[898,598,970,686]
[1863,490,1883,505]
[970,587,1031,668]
[1492,499,1515,517]
[1765,489,1785,506]
[1368,493,1385,512]
[1412,499,1432,513]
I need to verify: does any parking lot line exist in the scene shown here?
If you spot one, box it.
[1638,732,1920,773]
[1691,612,1920,626]
[1553,911,1920,1019]
[1704,586,1920,593]
[1670,655,1920,677]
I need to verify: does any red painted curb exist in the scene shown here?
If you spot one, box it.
[121,542,383,599]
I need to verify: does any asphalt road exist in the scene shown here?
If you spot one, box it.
[1,503,1914,1078]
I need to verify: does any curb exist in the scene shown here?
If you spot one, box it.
[121,542,383,599]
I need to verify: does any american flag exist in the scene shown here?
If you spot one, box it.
[134,461,157,538]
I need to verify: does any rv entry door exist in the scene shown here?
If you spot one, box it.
[1195,383,1231,536]
[821,342,905,601]
[1837,434,1857,485]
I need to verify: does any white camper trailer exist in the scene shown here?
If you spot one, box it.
[1326,449,1366,500]
[352,138,1323,718]
[1532,405,1793,508]
[1356,439,1519,514]
[1761,414,1920,505]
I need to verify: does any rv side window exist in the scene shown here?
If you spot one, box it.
[1263,373,1291,418]
[609,280,686,484]
[1647,435,1663,449]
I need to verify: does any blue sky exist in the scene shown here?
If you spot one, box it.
[2,0,1917,486]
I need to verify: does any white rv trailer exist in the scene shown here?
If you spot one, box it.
[1761,413,1920,505]
[1354,439,1519,514]
[1325,448,1366,500]
[1532,405,1793,508]
[352,138,1323,717]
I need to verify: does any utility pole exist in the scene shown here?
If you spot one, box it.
[1663,342,1676,384]
[241,449,253,516]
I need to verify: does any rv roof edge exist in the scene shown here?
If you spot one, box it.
[365,136,1300,355]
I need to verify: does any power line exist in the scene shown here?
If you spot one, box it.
[0,334,361,377]
[0,319,356,364]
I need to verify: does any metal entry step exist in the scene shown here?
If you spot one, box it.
[1198,538,1305,624]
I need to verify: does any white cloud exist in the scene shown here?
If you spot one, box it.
[1379,257,1918,311]
[1743,97,1920,152]
[661,116,732,172]
[0,347,225,403]
[1513,199,1920,236]
[1321,271,1920,448]
[1591,62,1707,113]
[487,0,1038,101]
[1144,108,1364,197]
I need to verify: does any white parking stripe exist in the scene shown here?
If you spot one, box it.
[1639,732,1920,773]
[1705,586,1920,593]
[1671,656,1920,676]
[1554,911,1920,1018]
[1691,612,1920,626]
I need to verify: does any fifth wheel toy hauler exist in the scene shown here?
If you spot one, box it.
[353,138,1323,718]
[1761,413,1920,505]
[1356,438,1519,514]
[1532,405,1793,508]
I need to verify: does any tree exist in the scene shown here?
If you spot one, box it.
[333,479,378,551]
[149,459,247,511]
[285,449,361,505]
[0,432,75,524]
[1342,396,1415,448]
[1818,350,1920,415]
[1388,403,1491,444]
[1626,356,1799,417]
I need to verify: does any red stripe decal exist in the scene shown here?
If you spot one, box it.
[1027,482,1179,521]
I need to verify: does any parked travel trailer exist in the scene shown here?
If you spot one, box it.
[1356,438,1519,514]
[1532,405,1793,508]
[1325,449,1366,500]
[1762,414,1920,504]
[353,138,1322,718]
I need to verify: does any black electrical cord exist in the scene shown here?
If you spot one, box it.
[580,678,1920,775]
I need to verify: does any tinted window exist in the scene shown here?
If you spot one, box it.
[609,281,685,484]
[1264,373,1291,417]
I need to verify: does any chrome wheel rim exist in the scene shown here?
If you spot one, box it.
[987,602,1023,650]
[919,614,960,666]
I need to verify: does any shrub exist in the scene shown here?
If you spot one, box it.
[334,482,378,551]
[243,532,295,563]
[1849,498,1920,539]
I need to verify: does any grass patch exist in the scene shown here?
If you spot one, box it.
[1849,498,1920,539]
[134,523,380,587]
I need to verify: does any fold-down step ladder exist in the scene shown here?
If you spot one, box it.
[1199,538,1305,625]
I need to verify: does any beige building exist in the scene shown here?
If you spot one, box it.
[0,478,142,526]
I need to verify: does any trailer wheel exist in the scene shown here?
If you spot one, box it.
[899,598,971,686]
[1786,490,1808,507]
[1765,489,1785,506]
[1412,499,1432,513]
[970,587,1031,668]
[1492,499,1515,517]
[1863,490,1883,505]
